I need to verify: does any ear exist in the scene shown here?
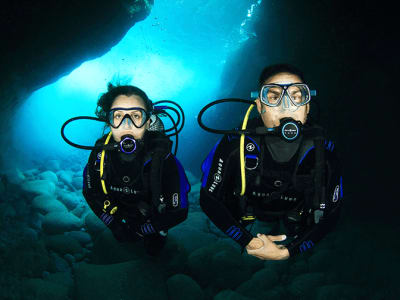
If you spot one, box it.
[306,103,310,115]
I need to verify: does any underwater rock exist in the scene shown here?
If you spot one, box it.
[236,268,280,298]
[42,211,82,234]
[185,170,198,185]
[22,179,56,196]
[74,260,168,300]
[57,189,80,210]
[64,230,92,246]
[2,203,16,218]
[166,274,204,300]
[64,253,76,264]
[23,168,40,178]
[45,271,74,291]
[22,278,70,300]
[307,249,336,272]
[47,160,61,172]
[57,170,74,185]
[44,234,83,255]
[288,259,308,279]
[169,224,218,253]
[48,252,71,273]
[71,176,83,190]
[3,239,50,277]
[32,194,68,214]
[84,210,107,235]
[21,227,39,242]
[187,240,252,289]
[89,229,144,264]
[12,198,30,217]
[71,203,87,218]
[214,290,253,300]
[313,284,368,299]
[287,272,326,298]
[29,212,44,230]
[4,168,25,185]
[185,211,209,232]
[38,170,58,184]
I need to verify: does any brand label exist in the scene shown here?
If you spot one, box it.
[209,158,224,193]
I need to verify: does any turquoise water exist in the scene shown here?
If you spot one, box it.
[12,0,262,171]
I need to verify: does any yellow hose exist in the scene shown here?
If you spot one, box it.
[100,131,113,194]
[240,103,256,196]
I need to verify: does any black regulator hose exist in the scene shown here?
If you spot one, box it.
[161,110,178,156]
[154,100,185,135]
[61,116,110,150]
[197,98,265,135]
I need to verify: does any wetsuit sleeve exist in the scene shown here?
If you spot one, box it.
[200,135,254,248]
[82,149,133,241]
[144,154,190,232]
[285,147,344,257]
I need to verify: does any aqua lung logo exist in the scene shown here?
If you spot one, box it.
[282,123,299,140]
[299,240,314,252]
[209,158,224,193]
[246,143,255,151]
[333,185,340,202]
[110,185,137,195]
[172,193,179,207]
[86,172,91,189]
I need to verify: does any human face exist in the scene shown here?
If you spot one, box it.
[109,95,150,142]
[255,73,310,128]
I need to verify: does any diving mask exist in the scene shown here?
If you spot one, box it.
[108,107,150,129]
[260,83,311,111]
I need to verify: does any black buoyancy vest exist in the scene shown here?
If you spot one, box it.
[233,118,327,223]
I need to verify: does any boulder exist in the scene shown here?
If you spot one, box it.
[64,230,92,246]
[43,234,83,255]
[22,278,70,300]
[38,170,58,184]
[57,189,79,210]
[166,274,204,300]
[22,179,56,196]
[32,195,67,214]
[74,260,168,300]
[42,211,82,234]
[236,268,280,298]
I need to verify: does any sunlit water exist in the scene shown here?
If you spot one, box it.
[12,0,262,174]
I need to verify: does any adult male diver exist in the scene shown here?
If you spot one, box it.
[199,64,343,260]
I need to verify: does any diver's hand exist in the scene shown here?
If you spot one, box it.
[246,237,264,250]
[246,233,290,260]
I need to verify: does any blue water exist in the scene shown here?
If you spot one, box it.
[12,0,262,173]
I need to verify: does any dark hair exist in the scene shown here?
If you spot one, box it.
[258,63,305,90]
[95,83,153,121]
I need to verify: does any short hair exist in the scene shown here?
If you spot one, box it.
[95,83,153,121]
[258,63,305,90]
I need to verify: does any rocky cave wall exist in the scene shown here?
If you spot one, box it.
[0,0,153,124]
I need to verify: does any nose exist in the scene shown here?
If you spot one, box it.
[282,94,291,109]
[122,117,134,128]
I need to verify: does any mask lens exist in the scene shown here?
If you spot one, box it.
[288,84,310,106]
[108,108,148,128]
[261,85,283,106]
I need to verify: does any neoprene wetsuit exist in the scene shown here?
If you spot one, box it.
[200,117,343,257]
[82,133,190,253]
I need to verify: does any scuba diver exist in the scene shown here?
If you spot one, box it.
[61,84,190,256]
[198,64,343,260]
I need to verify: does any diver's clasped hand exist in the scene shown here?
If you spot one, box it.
[246,233,290,260]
